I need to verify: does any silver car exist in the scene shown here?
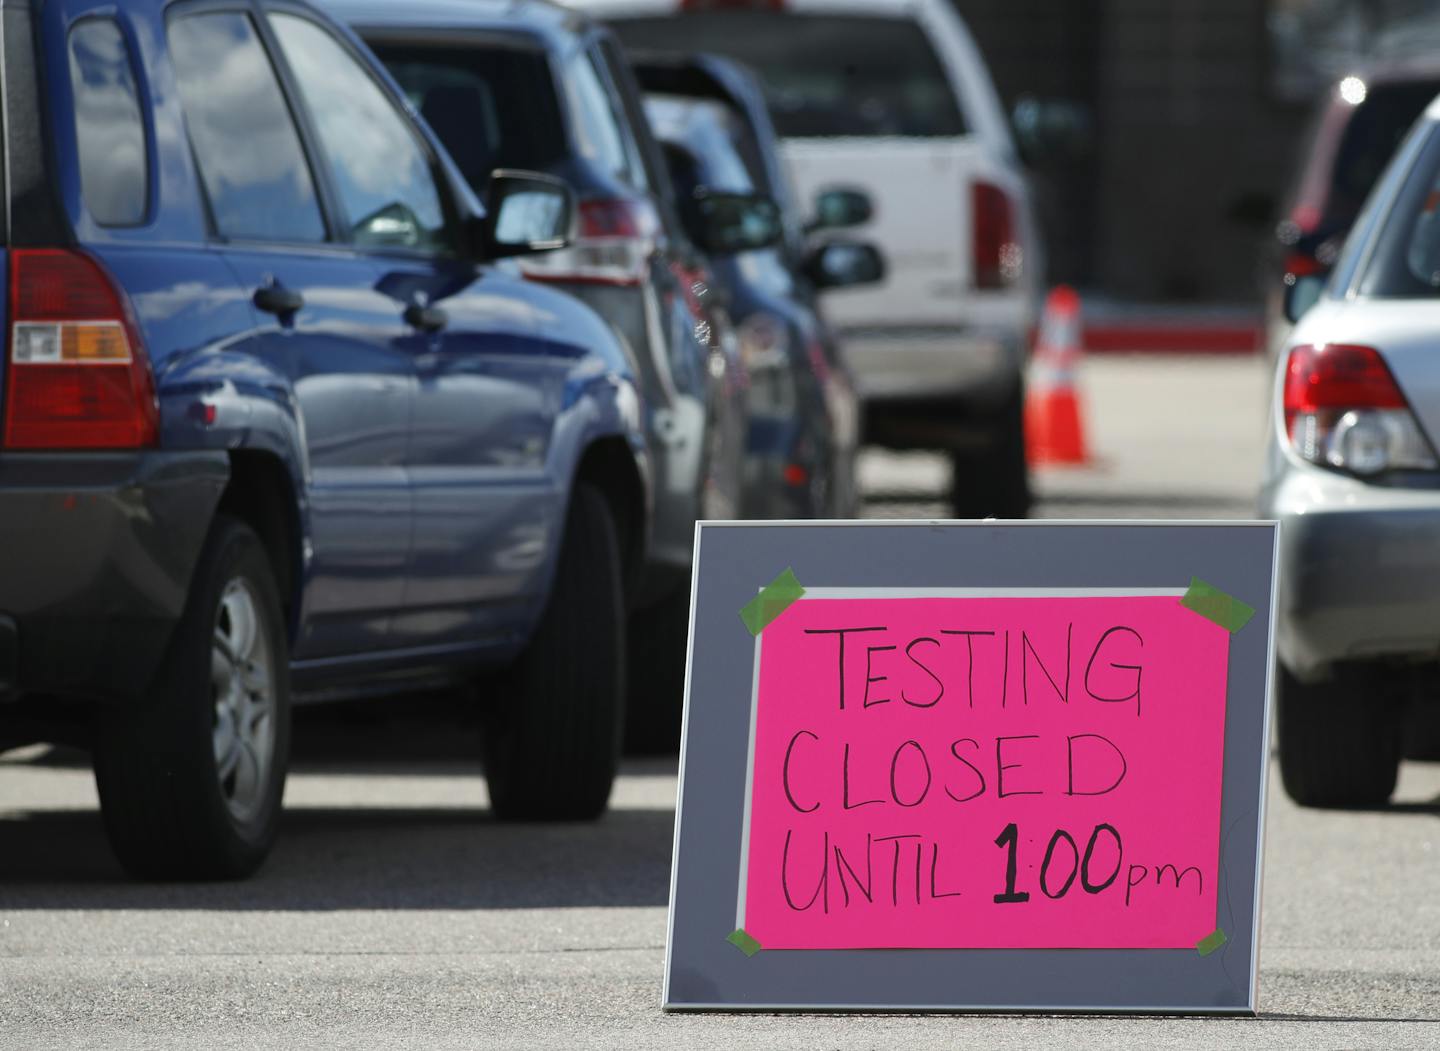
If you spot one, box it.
[1261,97,1440,807]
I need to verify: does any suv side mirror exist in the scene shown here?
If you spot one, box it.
[805,240,886,290]
[478,170,573,259]
[1283,273,1326,325]
[806,187,872,233]
[692,191,784,255]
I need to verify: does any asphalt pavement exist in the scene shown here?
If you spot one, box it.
[5,354,1440,1049]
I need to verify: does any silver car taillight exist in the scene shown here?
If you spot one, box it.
[1284,343,1438,475]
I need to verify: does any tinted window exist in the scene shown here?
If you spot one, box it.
[375,42,565,195]
[614,14,966,139]
[69,19,148,225]
[271,15,450,253]
[565,50,632,182]
[169,13,325,242]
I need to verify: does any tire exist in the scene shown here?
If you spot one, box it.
[950,382,1030,520]
[1403,699,1440,761]
[1277,664,1403,807]
[484,483,625,820]
[94,514,290,880]
[624,585,690,755]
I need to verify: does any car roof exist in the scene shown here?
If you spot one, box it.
[318,0,590,42]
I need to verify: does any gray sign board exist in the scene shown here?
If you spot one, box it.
[665,520,1278,1014]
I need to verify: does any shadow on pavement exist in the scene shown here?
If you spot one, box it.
[865,488,1253,512]
[1,691,682,908]
[0,803,674,910]
[1348,798,1440,815]
[1261,1011,1440,1024]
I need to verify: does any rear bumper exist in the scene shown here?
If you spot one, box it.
[841,327,1023,449]
[1260,463,1440,679]
[841,326,1023,401]
[0,451,228,703]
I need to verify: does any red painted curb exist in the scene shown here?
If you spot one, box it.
[1081,323,1261,355]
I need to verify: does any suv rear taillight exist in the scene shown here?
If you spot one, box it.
[4,249,157,449]
[1283,343,1436,475]
[972,180,1021,290]
[520,196,659,287]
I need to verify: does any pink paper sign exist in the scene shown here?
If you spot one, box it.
[742,593,1231,950]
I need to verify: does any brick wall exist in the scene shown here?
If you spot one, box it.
[957,0,1310,303]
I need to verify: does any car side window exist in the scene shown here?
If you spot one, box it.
[593,38,656,193]
[168,12,326,243]
[270,14,452,254]
[69,19,148,226]
[565,49,633,185]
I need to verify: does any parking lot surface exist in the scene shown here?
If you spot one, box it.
[5,355,1440,1049]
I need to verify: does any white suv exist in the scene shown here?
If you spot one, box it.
[574,0,1043,517]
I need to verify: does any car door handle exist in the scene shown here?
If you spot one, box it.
[404,303,448,333]
[253,284,304,317]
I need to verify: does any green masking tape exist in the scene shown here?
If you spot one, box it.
[739,568,806,636]
[727,928,762,957]
[1196,928,1228,956]
[1180,577,1255,633]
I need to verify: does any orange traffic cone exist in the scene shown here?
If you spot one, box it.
[1024,285,1090,465]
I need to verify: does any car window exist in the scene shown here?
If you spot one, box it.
[614,13,966,139]
[593,38,655,194]
[565,49,633,184]
[69,19,148,226]
[375,42,567,196]
[1354,124,1440,297]
[647,99,753,191]
[270,14,451,254]
[168,12,325,242]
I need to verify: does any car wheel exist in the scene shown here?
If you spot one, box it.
[1403,698,1440,760]
[624,585,690,755]
[1277,664,1403,807]
[950,383,1030,519]
[94,514,290,880]
[484,482,624,820]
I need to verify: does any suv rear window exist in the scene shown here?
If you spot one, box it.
[613,14,966,139]
[69,19,148,225]
[372,41,566,195]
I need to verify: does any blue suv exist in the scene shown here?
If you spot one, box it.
[0,0,649,879]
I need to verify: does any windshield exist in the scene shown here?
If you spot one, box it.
[613,13,966,139]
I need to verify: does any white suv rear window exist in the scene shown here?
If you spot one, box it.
[614,13,965,139]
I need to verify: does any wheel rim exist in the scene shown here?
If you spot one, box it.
[211,577,274,825]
